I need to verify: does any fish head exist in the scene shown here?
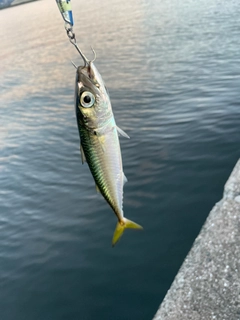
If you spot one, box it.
[75,62,112,129]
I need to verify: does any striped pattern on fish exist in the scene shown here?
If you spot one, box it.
[75,60,142,246]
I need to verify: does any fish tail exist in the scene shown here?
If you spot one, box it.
[112,218,143,246]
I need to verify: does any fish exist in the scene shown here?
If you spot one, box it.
[74,49,142,246]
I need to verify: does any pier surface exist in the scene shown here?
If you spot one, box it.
[154,159,240,320]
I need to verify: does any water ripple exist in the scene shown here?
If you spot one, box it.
[1,0,240,320]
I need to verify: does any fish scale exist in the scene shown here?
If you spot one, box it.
[75,61,142,246]
[80,126,123,216]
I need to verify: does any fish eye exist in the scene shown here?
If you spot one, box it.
[80,91,95,108]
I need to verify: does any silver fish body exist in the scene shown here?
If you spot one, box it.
[75,61,142,245]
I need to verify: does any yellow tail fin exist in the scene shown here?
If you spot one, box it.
[112,218,143,246]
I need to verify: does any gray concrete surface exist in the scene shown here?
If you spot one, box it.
[153,159,240,320]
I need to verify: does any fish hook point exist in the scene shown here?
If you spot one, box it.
[90,46,97,63]
[71,60,77,69]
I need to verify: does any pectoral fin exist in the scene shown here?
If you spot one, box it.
[94,131,106,152]
[80,144,87,164]
[116,126,130,139]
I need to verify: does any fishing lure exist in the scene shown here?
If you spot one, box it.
[56,0,74,26]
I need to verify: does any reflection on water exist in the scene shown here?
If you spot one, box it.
[1,0,240,319]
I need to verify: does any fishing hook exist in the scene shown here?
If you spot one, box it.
[65,23,90,67]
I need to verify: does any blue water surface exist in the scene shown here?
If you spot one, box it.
[0,0,240,319]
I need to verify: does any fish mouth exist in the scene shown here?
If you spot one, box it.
[77,65,90,81]
[76,67,98,93]
[77,63,104,95]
